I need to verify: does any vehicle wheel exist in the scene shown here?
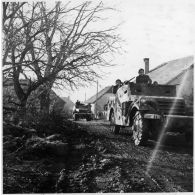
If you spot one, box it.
[74,114,78,121]
[110,111,120,134]
[86,117,91,121]
[132,111,149,146]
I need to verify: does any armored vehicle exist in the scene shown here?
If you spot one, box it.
[73,102,93,121]
[107,82,193,145]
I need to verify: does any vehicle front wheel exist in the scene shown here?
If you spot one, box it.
[132,111,149,146]
[110,111,120,134]
[74,114,78,121]
[86,117,91,121]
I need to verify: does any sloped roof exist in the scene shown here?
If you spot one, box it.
[85,86,112,104]
[147,56,194,84]
[3,79,66,112]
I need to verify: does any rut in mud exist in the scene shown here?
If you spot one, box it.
[3,120,193,193]
[70,120,193,192]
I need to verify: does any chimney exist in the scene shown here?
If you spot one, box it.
[143,58,149,74]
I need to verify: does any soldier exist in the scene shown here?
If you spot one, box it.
[153,81,158,86]
[136,68,152,85]
[112,79,122,94]
[75,100,80,107]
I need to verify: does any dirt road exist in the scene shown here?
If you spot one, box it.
[67,119,193,192]
[3,119,193,193]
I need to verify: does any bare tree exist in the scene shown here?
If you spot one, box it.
[3,1,121,117]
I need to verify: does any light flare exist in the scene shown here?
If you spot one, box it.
[146,69,190,174]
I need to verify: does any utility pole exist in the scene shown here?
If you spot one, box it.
[95,80,98,119]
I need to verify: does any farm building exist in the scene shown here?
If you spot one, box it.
[3,78,74,122]
[85,86,114,119]
[144,56,194,115]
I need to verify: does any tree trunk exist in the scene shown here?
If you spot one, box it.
[17,98,27,125]
[40,92,50,117]
[39,84,51,120]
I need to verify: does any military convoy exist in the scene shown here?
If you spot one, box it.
[107,82,193,146]
[73,101,93,121]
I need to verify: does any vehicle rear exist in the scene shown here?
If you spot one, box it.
[73,103,93,121]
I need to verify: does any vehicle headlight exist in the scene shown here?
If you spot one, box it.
[140,98,147,104]
[76,108,79,112]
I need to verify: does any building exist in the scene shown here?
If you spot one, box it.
[144,56,194,114]
[85,86,114,119]
[3,78,67,117]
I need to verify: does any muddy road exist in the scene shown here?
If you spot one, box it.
[70,120,193,192]
[3,119,193,193]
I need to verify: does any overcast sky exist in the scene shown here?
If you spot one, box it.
[54,0,195,102]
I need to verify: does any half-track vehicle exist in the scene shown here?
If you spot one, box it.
[107,82,193,145]
[73,102,93,121]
